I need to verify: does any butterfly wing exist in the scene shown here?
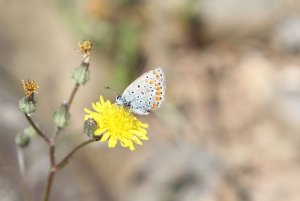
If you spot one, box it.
[121,68,166,115]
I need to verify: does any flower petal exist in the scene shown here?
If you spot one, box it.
[100,132,111,142]
[131,136,143,145]
[84,96,149,150]
[108,136,118,148]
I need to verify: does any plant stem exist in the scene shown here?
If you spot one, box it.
[16,145,30,201]
[42,53,91,201]
[43,169,55,201]
[56,138,97,170]
[42,138,97,201]
[52,83,80,140]
[68,83,80,108]
[24,113,50,144]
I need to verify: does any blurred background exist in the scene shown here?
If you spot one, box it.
[1,0,300,200]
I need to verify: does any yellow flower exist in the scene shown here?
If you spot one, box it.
[21,80,39,97]
[84,96,149,151]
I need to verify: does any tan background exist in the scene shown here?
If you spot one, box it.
[1,0,300,200]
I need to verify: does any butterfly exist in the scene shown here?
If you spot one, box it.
[116,68,166,115]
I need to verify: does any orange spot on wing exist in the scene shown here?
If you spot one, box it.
[156,91,162,96]
[152,102,158,109]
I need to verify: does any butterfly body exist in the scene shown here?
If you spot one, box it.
[116,68,166,115]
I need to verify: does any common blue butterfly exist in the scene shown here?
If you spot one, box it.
[116,68,166,115]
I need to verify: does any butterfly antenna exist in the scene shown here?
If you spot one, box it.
[105,86,120,96]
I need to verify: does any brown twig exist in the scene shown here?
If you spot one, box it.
[41,52,91,201]
[68,83,80,108]
[42,138,97,201]
[56,138,97,170]
[43,168,56,201]
[24,113,50,144]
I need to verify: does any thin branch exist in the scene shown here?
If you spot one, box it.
[16,146,30,201]
[24,113,50,144]
[49,140,55,166]
[43,169,55,201]
[42,138,97,201]
[43,53,92,201]
[52,84,79,140]
[56,138,97,170]
[67,83,80,109]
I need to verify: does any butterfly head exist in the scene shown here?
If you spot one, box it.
[116,95,124,106]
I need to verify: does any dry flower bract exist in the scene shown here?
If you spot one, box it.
[78,40,92,55]
[21,80,39,97]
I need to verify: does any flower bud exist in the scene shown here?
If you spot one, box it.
[15,132,31,148]
[19,96,36,115]
[53,102,70,128]
[72,63,90,85]
[83,118,98,138]
[24,125,37,138]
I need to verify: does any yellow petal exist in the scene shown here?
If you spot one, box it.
[128,141,135,151]
[108,136,118,148]
[84,96,149,150]
[131,136,143,145]
[100,132,111,142]
[95,127,107,135]
[120,139,129,147]
[140,123,149,128]
[100,96,105,104]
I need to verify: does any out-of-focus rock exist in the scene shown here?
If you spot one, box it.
[272,15,300,53]
[200,0,281,39]
[272,65,300,129]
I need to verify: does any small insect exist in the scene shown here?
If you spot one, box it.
[116,67,166,115]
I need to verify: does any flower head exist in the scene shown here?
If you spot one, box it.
[21,80,39,98]
[84,96,149,151]
[78,40,92,56]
